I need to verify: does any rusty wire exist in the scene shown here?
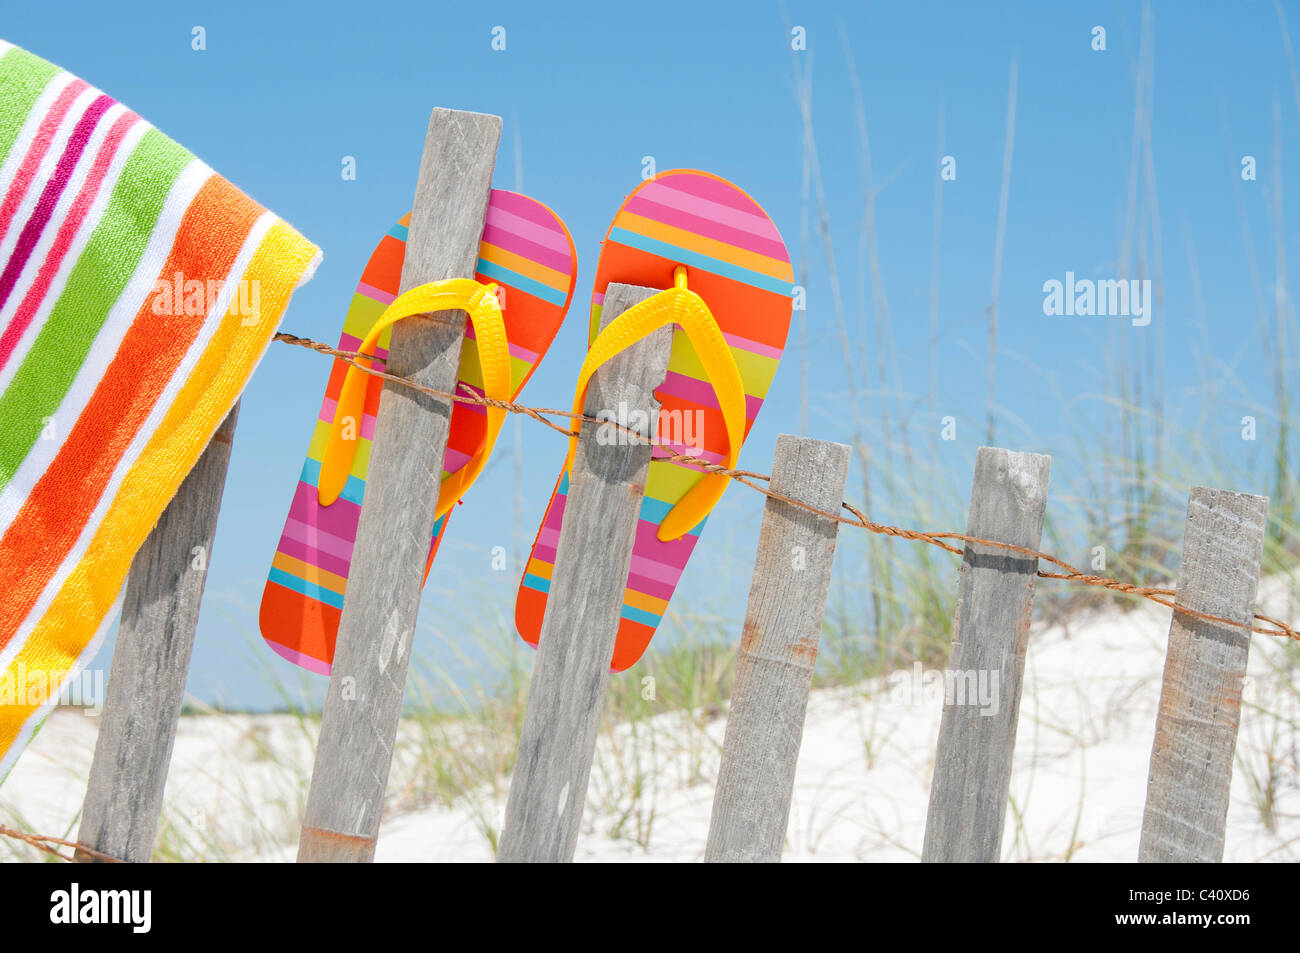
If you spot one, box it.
[0,824,121,862]
[272,331,1298,643]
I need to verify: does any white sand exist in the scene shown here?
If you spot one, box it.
[3,580,1297,862]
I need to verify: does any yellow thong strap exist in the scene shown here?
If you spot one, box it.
[568,266,747,542]
[317,278,511,522]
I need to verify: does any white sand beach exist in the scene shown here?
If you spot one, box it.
[3,577,1297,863]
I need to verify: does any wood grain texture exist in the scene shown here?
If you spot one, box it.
[497,283,671,864]
[921,446,1050,863]
[1138,487,1267,863]
[298,108,500,863]
[75,403,240,863]
[704,434,851,863]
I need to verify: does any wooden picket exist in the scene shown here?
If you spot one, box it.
[922,447,1050,862]
[1139,488,1267,862]
[297,107,500,863]
[704,434,851,863]
[75,403,241,863]
[497,283,671,863]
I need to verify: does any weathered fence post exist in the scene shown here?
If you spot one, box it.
[921,446,1050,863]
[1138,487,1267,863]
[704,435,851,863]
[497,283,671,864]
[74,403,240,863]
[297,108,500,863]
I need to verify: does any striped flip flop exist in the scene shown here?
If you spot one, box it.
[515,170,793,672]
[260,191,577,673]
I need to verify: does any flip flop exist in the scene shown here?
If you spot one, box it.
[515,170,793,672]
[260,190,577,674]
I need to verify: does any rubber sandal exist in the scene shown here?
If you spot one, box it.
[261,191,577,673]
[515,170,793,671]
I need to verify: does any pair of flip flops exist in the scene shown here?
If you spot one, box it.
[259,171,794,674]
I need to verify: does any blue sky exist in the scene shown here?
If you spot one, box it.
[4,1,1296,709]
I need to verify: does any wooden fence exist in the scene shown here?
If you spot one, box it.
[69,107,1270,864]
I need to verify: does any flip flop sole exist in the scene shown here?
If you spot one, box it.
[516,170,793,671]
[260,191,576,674]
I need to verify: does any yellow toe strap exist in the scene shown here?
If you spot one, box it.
[568,267,747,542]
[317,278,511,521]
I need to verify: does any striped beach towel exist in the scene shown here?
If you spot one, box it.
[0,40,320,782]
